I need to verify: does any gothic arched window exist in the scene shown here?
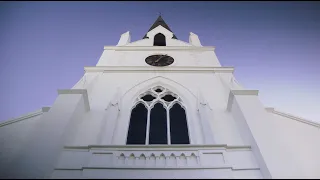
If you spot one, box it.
[153,33,166,46]
[126,103,148,144]
[126,86,190,145]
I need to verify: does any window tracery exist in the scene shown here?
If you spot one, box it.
[126,86,190,145]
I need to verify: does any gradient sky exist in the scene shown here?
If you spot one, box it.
[0,2,319,122]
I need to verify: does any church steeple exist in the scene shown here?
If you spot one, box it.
[143,15,178,39]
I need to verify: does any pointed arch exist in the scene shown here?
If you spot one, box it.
[149,103,167,144]
[140,153,146,158]
[121,76,197,105]
[118,76,199,145]
[154,33,166,46]
[169,103,190,144]
[126,103,148,145]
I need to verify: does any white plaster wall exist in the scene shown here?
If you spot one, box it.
[230,93,320,178]
[96,25,220,67]
[266,112,320,178]
[0,113,43,174]
[70,71,246,147]
[96,50,221,67]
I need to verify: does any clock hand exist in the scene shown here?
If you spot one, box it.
[155,54,167,62]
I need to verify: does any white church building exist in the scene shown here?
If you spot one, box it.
[0,16,319,179]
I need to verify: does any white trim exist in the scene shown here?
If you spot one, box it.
[146,108,151,145]
[226,90,259,112]
[231,90,259,96]
[57,89,90,111]
[167,108,171,145]
[64,144,252,150]
[265,107,274,112]
[265,107,320,128]
[76,165,233,170]
[84,66,234,73]
[0,108,44,127]
[55,165,234,170]
[103,46,215,51]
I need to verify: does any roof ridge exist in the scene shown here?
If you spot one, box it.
[143,15,178,39]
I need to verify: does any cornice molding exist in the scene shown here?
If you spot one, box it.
[231,90,259,96]
[64,144,251,150]
[84,66,234,73]
[265,107,320,128]
[0,108,49,127]
[226,90,259,111]
[57,89,90,111]
[104,46,215,51]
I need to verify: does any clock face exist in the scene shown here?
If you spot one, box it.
[145,54,174,67]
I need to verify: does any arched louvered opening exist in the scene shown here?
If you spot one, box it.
[149,103,167,144]
[153,33,166,46]
[170,103,190,144]
[126,103,148,145]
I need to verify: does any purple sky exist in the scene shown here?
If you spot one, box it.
[0,2,319,122]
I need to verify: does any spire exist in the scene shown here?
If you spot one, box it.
[143,15,178,39]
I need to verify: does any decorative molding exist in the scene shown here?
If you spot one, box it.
[0,109,43,127]
[226,90,259,112]
[84,66,234,73]
[266,107,320,128]
[55,166,233,170]
[64,144,251,150]
[265,107,274,112]
[55,145,260,173]
[57,89,90,111]
[231,90,259,96]
[103,46,215,51]
[83,166,232,170]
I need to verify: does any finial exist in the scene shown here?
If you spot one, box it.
[159,12,162,16]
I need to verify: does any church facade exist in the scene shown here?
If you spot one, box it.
[0,16,319,179]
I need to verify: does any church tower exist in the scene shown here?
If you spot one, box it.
[1,16,319,179]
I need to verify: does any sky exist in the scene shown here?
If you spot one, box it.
[0,2,319,123]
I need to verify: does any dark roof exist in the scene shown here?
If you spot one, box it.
[143,16,178,39]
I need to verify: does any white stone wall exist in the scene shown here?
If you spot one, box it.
[69,71,245,147]
[265,111,320,178]
[96,50,221,67]
[0,111,43,177]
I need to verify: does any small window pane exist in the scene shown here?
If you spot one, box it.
[127,103,148,145]
[149,103,167,144]
[155,88,163,93]
[141,94,156,102]
[170,103,190,144]
[161,94,176,102]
